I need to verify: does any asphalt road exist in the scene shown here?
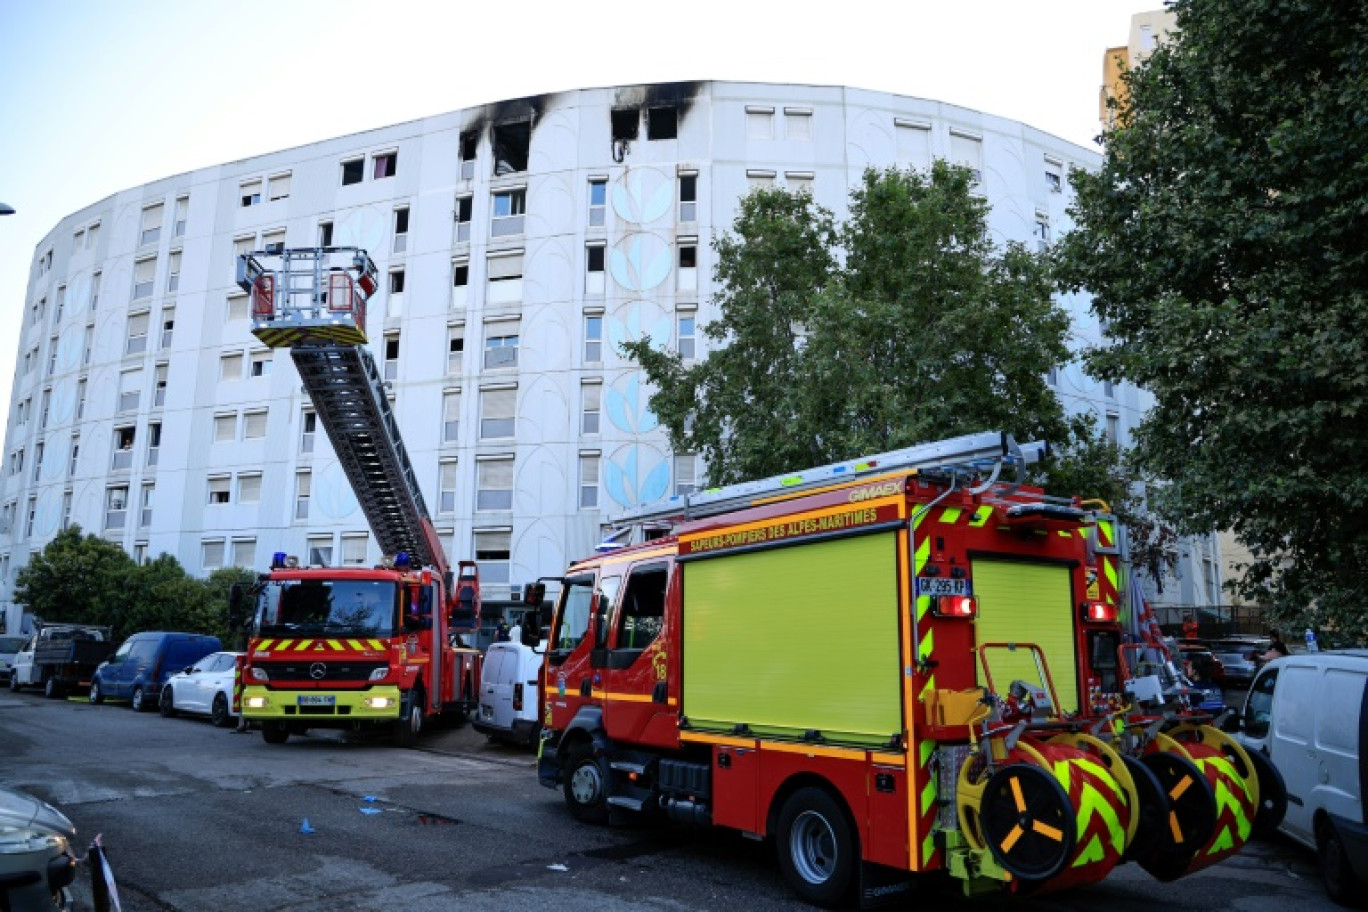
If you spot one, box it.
[0,688,1341,912]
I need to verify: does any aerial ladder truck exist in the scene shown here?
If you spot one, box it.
[231,247,480,746]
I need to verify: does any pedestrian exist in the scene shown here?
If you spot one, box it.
[1182,614,1199,640]
[1262,629,1289,664]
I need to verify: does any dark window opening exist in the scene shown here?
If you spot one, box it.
[460,131,478,162]
[394,208,409,233]
[318,221,334,247]
[492,121,531,175]
[453,264,469,287]
[680,174,697,203]
[341,159,364,185]
[587,246,605,272]
[390,270,405,294]
[648,107,678,140]
[679,245,697,268]
[611,108,640,141]
[373,152,398,179]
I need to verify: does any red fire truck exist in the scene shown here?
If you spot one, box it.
[230,247,481,746]
[524,432,1284,906]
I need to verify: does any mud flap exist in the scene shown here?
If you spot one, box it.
[858,860,920,908]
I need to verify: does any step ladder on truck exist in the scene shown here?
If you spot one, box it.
[230,247,481,747]
[520,431,1286,906]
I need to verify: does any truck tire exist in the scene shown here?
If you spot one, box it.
[159,686,176,718]
[211,693,232,728]
[8,674,18,693]
[392,691,424,748]
[130,684,150,712]
[44,676,64,699]
[775,787,857,909]
[88,680,104,705]
[563,742,610,825]
[262,722,290,744]
[1318,817,1368,906]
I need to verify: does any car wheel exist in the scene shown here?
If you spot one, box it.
[562,741,610,825]
[1318,818,1368,905]
[261,721,290,744]
[89,680,104,705]
[159,686,176,718]
[130,684,149,713]
[44,676,63,699]
[211,693,232,728]
[8,674,18,693]
[775,787,858,909]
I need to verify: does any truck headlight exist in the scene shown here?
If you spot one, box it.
[363,696,395,709]
[244,696,270,709]
[249,667,269,682]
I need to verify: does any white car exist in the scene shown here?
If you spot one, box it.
[158,651,243,727]
[0,635,27,685]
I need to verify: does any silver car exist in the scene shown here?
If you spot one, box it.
[0,788,79,911]
[0,635,26,685]
[1210,636,1269,689]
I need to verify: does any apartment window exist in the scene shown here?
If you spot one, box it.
[31,443,43,482]
[581,382,601,435]
[300,411,316,454]
[220,352,244,381]
[786,172,814,194]
[584,314,603,363]
[479,387,516,438]
[87,224,100,249]
[341,158,364,185]
[227,294,249,321]
[646,105,677,139]
[238,473,262,504]
[250,351,272,377]
[7,449,20,478]
[118,370,141,413]
[674,452,699,496]
[1034,214,1051,250]
[243,410,267,439]
[341,534,367,566]
[76,380,86,419]
[491,189,526,237]
[679,173,697,222]
[139,484,154,528]
[39,389,50,429]
[24,497,35,538]
[173,196,189,237]
[487,252,523,304]
[746,106,774,140]
[588,179,607,227]
[746,169,776,190]
[233,235,255,265]
[306,536,333,567]
[439,460,459,513]
[46,337,57,375]
[295,471,311,520]
[146,422,161,466]
[207,475,231,505]
[125,311,150,356]
[1106,413,1120,444]
[373,151,398,179]
[317,220,334,247]
[388,270,406,298]
[74,228,85,250]
[62,492,73,530]
[160,308,175,349]
[69,434,80,477]
[473,529,511,585]
[443,389,462,442]
[950,129,984,183]
[492,121,530,175]
[484,325,519,370]
[90,271,101,311]
[153,364,168,407]
[677,310,696,360]
[393,206,409,254]
[140,203,163,245]
[454,196,473,243]
[166,252,181,293]
[383,334,400,381]
[268,172,291,201]
[447,326,465,373]
[459,130,478,180]
[214,413,237,443]
[579,454,600,508]
[133,258,156,300]
[678,242,698,293]
[240,180,262,208]
[55,285,66,321]
[106,486,128,530]
[586,244,606,295]
[233,537,258,569]
[784,107,813,141]
[262,229,285,255]
[476,458,513,511]
[202,540,225,570]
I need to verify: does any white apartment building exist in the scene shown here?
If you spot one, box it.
[0,80,1219,633]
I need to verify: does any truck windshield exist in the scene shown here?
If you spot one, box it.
[256,580,398,637]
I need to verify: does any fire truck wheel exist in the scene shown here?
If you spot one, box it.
[393,693,424,748]
[563,742,610,825]
[211,694,232,728]
[88,680,104,705]
[130,685,150,712]
[262,722,290,744]
[159,687,176,717]
[776,787,857,909]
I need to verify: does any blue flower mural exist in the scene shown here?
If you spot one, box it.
[606,304,672,356]
[604,445,671,509]
[605,373,658,435]
[609,234,671,292]
[611,168,673,225]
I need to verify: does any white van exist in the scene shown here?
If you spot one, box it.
[1238,649,1368,905]
[474,636,543,746]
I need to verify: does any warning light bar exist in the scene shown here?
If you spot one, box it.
[934,594,978,619]
[1080,600,1118,623]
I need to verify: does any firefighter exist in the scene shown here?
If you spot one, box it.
[1182,614,1199,640]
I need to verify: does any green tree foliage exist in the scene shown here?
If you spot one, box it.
[1055,1,1368,640]
[625,163,1104,496]
[14,525,250,642]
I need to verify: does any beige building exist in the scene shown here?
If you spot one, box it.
[1100,9,1177,130]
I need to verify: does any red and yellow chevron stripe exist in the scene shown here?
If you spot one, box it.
[253,638,387,653]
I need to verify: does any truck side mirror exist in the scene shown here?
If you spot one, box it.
[520,615,541,646]
[523,582,545,606]
[228,584,246,629]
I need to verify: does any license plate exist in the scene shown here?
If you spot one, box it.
[297,695,335,706]
[915,577,972,597]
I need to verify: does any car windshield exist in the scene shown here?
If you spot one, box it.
[0,636,26,652]
[257,580,398,636]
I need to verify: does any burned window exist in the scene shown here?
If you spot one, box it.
[611,108,640,141]
[492,121,531,176]
[459,131,478,179]
[648,107,678,140]
[341,158,364,186]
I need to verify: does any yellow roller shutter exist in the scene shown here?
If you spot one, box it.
[971,560,1078,714]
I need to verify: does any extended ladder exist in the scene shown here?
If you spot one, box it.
[603,431,1048,546]
[238,247,444,569]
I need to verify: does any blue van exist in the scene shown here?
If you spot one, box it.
[89,632,222,712]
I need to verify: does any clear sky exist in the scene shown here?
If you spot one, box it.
[0,0,1161,423]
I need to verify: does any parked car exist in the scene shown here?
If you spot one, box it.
[473,638,543,746]
[89,632,222,712]
[1175,641,1227,687]
[7,624,114,697]
[1210,636,1270,689]
[1237,649,1368,905]
[0,787,79,911]
[0,635,26,685]
[159,651,243,727]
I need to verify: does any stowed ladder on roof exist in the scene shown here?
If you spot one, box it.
[602,431,1052,547]
[237,246,443,569]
